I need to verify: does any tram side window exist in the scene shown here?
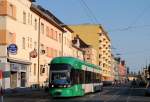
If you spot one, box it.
[71,69,80,84]
[79,70,85,84]
[85,71,92,83]
[96,73,100,83]
[93,73,96,83]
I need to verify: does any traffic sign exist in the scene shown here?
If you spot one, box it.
[7,44,18,54]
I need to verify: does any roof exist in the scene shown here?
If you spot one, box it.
[99,25,111,41]
[29,0,36,2]
[72,35,91,48]
[30,4,65,32]
[69,24,111,41]
[61,25,74,33]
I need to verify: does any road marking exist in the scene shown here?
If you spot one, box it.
[103,90,121,102]
[126,88,132,102]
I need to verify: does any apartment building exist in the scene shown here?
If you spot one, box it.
[83,47,97,65]
[0,0,77,89]
[69,24,112,81]
[61,25,74,57]
[0,0,39,89]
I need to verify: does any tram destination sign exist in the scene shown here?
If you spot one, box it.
[7,44,18,55]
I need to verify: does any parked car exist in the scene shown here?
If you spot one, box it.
[102,81,113,86]
[145,80,150,96]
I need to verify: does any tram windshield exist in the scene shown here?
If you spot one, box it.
[50,64,71,85]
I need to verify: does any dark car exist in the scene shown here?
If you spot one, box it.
[145,80,150,96]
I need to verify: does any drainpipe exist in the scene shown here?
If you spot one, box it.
[37,17,41,87]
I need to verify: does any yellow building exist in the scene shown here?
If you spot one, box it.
[69,24,112,81]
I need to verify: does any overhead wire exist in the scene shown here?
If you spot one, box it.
[79,0,99,24]
[78,0,95,24]
[108,24,150,32]
[108,4,150,33]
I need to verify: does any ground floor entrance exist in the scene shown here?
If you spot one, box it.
[10,71,17,88]
[10,63,28,88]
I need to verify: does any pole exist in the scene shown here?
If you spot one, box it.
[37,17,41,87]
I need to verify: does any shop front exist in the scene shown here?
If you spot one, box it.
[9,62,29,88]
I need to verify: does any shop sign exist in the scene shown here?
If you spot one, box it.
[30,49,37,58]
[7,44,18,54]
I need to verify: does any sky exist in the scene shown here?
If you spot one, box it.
[35,0,150,72]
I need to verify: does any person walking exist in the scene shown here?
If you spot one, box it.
[131,79,136,88]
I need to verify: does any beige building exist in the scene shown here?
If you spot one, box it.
[62,25,74,57]
[0,0,39,89]
[83,47,97,65]
[0,0,81,89]
[69,24,112,81]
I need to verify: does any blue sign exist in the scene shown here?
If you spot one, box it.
[7,44,18,54]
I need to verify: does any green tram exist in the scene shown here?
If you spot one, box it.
[49,57,103,97]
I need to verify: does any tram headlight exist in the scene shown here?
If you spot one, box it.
[67,85,71,87]
[63,85,67,88]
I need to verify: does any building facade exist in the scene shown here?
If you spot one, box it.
[0,0,79,89]
[69,24,112,81]
[83,47,97,65]
[118,60,127,82]
[0,0,39,89]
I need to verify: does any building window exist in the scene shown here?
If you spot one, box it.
[22,37,25,49]
[34,41,37,49]
[23,11,26,24]
[55,31,57,40]
[40,44,44,54]
[59,33,62,43]
[99,40,102,43]
[46,26,49,37]
[28,13,30,24]
[27,37,30,48]
[99,62,101,66]
[103,63,105,67]
[99,54,101,58]
[30,38,32,48]
[34,63,36,76]
[64,37,66,44]
[34,19,37,30]
[30,14,32,25]
[99,33,102,36]
[50,29,53,38]
[8,4,13,16]
[41,23,44,34]
[8,32,16,44]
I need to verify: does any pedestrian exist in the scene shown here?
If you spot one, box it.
[131,79,136,88]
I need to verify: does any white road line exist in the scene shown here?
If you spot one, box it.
[126,88,132,102]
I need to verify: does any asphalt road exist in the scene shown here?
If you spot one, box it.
[4,87,150,102]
